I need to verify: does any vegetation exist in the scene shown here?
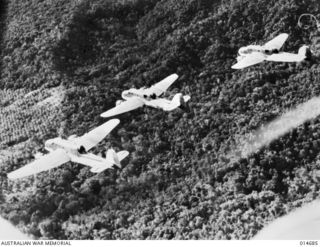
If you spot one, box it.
[1,0,320,240]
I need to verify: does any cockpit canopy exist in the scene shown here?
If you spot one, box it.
[238,47,252,55]
[122,89,141,99]
[44,137,63,150]
[44,139,55,149]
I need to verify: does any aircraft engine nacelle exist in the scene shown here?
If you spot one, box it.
[116,100,124,106]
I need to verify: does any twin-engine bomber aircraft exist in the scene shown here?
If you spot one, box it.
[231,33,309,69]
[7,119,129,180]
[100,74,191,118]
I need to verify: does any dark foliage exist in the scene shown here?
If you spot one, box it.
[1,0,320,240]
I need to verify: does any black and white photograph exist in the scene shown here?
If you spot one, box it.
[0,0,320,244]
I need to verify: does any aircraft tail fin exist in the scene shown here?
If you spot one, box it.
[117,150,130,162]
[166,93,191,111]
[298,45,311,60]
[298,45,308,56]
[106,149,129,169]
[90,149,129,173]
[106,149,120,168]
[183,95,191,103]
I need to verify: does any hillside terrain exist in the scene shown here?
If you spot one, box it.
[1,0,320,240]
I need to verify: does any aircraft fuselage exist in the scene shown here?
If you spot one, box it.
[45,137,79,154]
[122,89,158,102]
[238,45,279,56]
[44,137,110,168]
[237,45,280,61]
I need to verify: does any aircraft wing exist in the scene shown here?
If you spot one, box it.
[7,149,70,180]
[144,74,179,96]
[75,119,120,151]
[266,52,305,62]
[100,98,144,118]
[263,33,289,50]
[231,52,266,69]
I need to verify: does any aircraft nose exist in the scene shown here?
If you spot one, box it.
[239,47,245,54]
[237,56,244,62]
[121,90,128,98]
[44,140,52,148]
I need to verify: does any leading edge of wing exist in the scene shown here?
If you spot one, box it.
[231,53,266,69]
[146,73,179,96]
[100,98,144,118]
[263,33,289,51]
[7,149,70,180]
[77,119,120,151]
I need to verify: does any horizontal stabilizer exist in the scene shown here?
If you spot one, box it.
[166,93,187,111]
[106,149,120,167]
[183,95,191,103]
[89,150,129,173]
[117,150,129,161]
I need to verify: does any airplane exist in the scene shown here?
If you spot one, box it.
[7,119,129,180]
[231,33,309,69]
[100,74,191,118]
[254,199,320,239]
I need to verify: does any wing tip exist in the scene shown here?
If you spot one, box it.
[166,73,179,81]
[109,118,120,124]
[7,172,19,180]
[279,33,289,41]
[100,112,107,118]
[100,110,118,118]
[231,64,241,69]
[104,118,120,128]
